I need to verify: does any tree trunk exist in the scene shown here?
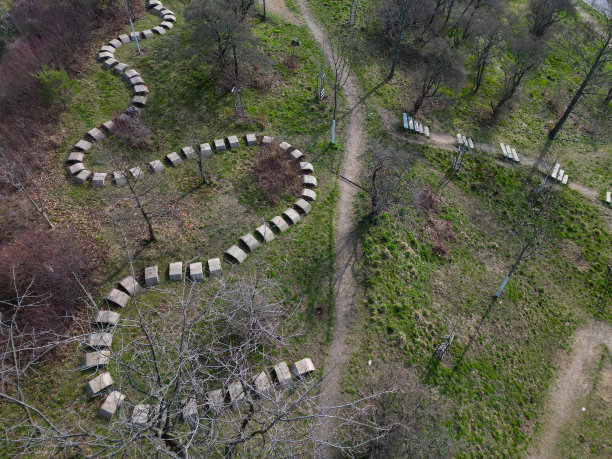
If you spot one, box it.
[604,86,612,106]
[263,0,266,20]
[388,0,408,81]
[232,41,239,80]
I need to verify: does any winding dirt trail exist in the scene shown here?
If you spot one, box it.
[528,321,612,458]
[294,0,366,454]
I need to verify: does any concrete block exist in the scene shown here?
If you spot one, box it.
[500,143,506,156]
[166,152,182,166]
[270,216,288,233]
[299,162,314,174]
[132,96,147,107]
[100,45,115,54]
[255,225,275,242]
[562,174,568,185]
[152,26,166,35]
[113,171,127,185]
[113,63,129,75]
[225,245,247,264]
[228,380,245,408]
[105,288,130,307]
[67,152,84,163]
[301,188,317,202]
[199,143,212,158]
[239,233,260,252]
[462,135,468,145]
[87,128,105,142]
[163,15,176,22]
[97,51,114,62]
[169,262,183,282]
[147,0,161,8]
[108,39,122,49]
[145,266,159,286]
[152,4,164,13]
[190,262,203,282]
[75,140,93,151]
[206,389,224,414]
[119,275,141,296]
[207,258,222,277]
[557,170,565,182]
[511,148,519,163]
[123,69,139,81]
[98,391,125,420]
[253,371,271,396]
[262,136,274,145]
[129,166,144,180]
[227,135,239,149]
[132,84,149,95]
[182,146,196,159]
[74,170,92,184]
[551,163,560,180]
[182,398,198,425]
[302,175,317,188]
[282,208,301,225]
[606,191,611,204]
[149,159,164,174]
[273,362,292,389]
[214,139,226,152]
[279,141,291,152]
[92,172,107,187]
[102,120,116,132]
[142,29,154,39]
[68,162,85,175]
[160,21,174,29]
[118,34,131,44]
[294,198,312,214]
[83,349,111,369]
[102,58,119,70]
[246,134,257,146]
[290,358,315,379]
[424,126,430,137]
[87,332,113,348]
[457,133,463,145]
[128,76,145,86]
[93,310,120,327]
[290,149,303,161]
[468,138,474,149]
[131,404,150,427]
[85,372,113,398]
[129,32,140,42]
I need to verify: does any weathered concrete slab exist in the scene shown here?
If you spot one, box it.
[119,275,141,296]
[130,166,144,180]
[97,51,114,61]
[214,138,226,152]
[199,143,212,158]
[149,159,164,173]
[270,216,288,233]
[457,133,463,144]
[190,262,203,282]
[551,163,560,180]
[290,358,315,378]
[255,225,275,242]
[113,63,129,75]
[558,169,565,182]
[147,0,162,8]
[74,169,92,184]
[169,262,182,282]
[301,188,317,202]
[75,140,93,151]
[132,84,149,95]
[83,349,111,369]
[98,391,125,420]
[128,76,145,86]
[108,39,122,49]
[228,380,245,408]
[102,58,119,70]
[87,332,113,348]
[468,138,474,149]
[166,152,182,166]
[262,136,274,145]
[87,128,105,142]
[123,69,139,81]
[131,404,150,427]
[163,15,176,22]
[207,258,222,277]
[282,208,301,225]
[239,233,260,252]
[67,152,85,163]
[227,135,240,149]
[418,124,424,134]
[182,398,198,425]
[129,32,140,42]
[152,4,164,13]
[424,126,430,138]
[152,26,166,35]
[160,21,174,29]
[461,135,468,145]
[511,148,519,162]
[299,162,314,174]
[113,171,127,185]
[206,389,224,414]
[145,266,159,286]
[93,310,120,327]
[279,141,291,152]
[142,29,154,39]
[562,174,568,185]
[118,34,131,44]
[500,143,507,156]
[246,134,257,146]
[92,172,107,187]
[606,191,611,204]
[302,175,317,187]
[253,371,271,396]
[294,198,312,214]
[273,362,292,389]
[290,149,304,161]
[100,45,115,54]
[85,372,113,398]
[181,146,196,159]
[105,288,130,307]
[225,245,247,264]
[102,120,116,132]
[132,95,147,107]
[68,162,85,175]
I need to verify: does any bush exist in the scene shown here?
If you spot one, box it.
[33,65,79,107]
[113,114,152,149]
[252,143,300,205]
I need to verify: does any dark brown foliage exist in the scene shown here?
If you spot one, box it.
[282,54,300,74]
[113,114,152,149]
[252,143,300,205]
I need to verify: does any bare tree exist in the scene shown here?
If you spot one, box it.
[528,0,575,38]
[330,36,351,145]
[385,0,413,81]
[0,147,53,228]
[469,14,505,93]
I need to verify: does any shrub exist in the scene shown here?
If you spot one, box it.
[113,114,152,149]
[33,64,79,108]
[252,143,300,205]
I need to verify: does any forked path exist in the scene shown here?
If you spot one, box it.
[295,0,366,453]
[528,320,612,458]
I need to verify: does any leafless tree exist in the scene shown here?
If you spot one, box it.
[0,147,53,229]
[528,0,575,38]
[469,14,505,93]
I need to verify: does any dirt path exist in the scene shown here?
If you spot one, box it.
[527,320,612,458]
[259,0,301,24]
[294,0,366,455]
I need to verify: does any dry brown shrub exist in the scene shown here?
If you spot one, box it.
[252,143,300,205]
[282,54,300,74]
[113,114,152,149]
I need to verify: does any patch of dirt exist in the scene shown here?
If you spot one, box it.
[564,239,591,273]
[260,0,301,25]
[527,321,612,459]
